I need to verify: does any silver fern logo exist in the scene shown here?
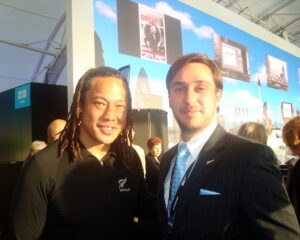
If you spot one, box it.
[118,178,130,192]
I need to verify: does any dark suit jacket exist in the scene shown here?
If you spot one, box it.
[145,153,160,194]
[158,125,300,239]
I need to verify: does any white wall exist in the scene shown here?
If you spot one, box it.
[66,0,95,108]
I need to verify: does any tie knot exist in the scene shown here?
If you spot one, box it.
[178,143,189,159]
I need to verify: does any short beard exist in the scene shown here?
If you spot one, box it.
[176,118,201,135]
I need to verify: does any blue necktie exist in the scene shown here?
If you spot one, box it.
[167,143,190,218]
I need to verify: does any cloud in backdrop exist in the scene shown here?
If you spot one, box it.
[95,1,215,38]
[95,1,117,23]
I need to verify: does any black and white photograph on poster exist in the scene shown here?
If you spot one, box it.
[139,4,167,63]
[265,55,288,91]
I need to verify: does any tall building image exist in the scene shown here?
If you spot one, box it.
[134,67,162,109]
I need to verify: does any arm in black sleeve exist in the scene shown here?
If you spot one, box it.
[145,154,160,193]
[129,150,156,220]
[242,144,300,239]
[8,156,49,240]
[131,150,161,239]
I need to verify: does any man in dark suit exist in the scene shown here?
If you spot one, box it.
[157,53,300,239]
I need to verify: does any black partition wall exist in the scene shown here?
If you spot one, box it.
[0,82,68,237]
[132,108,168,153]
[0,82,68,164]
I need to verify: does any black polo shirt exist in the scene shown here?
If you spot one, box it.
[9,142,153,240]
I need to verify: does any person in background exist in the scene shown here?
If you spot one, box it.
[22,140,47,169]
[157,53,300,239]
[46,119,66,143]
[8,66,154,240]
[26,140,47,159]
[282,116,300,224]
[237,122,280,168]
[237,121,268,144]
[144,24,161,53]
[145,137,163,193]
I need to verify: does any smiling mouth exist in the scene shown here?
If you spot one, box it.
[99,125,116,135]
[182,109,201,116]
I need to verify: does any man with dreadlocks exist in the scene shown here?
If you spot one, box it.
[8,66,155,239]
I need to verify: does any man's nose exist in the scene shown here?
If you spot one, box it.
[101,105,115,121]
[184,88,197,104]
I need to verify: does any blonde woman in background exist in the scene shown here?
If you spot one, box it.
[237,121,268,144]
[26,140,47,159]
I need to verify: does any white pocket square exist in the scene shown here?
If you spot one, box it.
[199,189,221,195]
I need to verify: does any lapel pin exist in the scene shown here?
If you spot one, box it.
[206,159,215,165]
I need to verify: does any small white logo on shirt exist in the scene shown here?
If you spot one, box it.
[118,178,131,192]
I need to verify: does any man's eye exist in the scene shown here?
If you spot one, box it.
[174,87,184,93]
[95,101,106,106]
[116,104,126,109]
[195,87,205,91]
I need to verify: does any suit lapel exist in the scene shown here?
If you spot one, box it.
[172,125,227,228]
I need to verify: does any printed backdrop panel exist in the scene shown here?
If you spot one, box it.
[94,0,300,159]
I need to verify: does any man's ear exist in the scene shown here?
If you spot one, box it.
[168,94,172,109]
[216,89,222,107]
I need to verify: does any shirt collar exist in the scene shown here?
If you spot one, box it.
[179,121,218,161]
[78,140,117,163]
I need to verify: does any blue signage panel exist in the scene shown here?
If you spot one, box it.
[15,84,30,109]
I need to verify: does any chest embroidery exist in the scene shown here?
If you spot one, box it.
[118,177,131,192]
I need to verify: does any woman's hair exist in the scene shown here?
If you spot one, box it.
[27,140,47,158]
[282,116,300,149]
[58,66,133,168]
[237,122,268,144]
[147,137,163,150]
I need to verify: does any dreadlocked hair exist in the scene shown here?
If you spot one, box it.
[112,107,134,170]
[58,66,134,170]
